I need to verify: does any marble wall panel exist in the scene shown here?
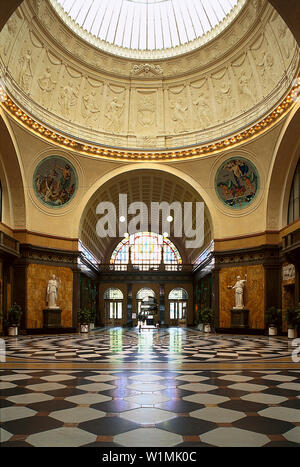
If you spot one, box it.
[26,263,73,328]
[219,265,265,329]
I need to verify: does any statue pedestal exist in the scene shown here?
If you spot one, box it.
[43,309,62,328]
[230,309,249,329]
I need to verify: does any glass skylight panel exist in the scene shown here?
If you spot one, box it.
[50,0,244,58]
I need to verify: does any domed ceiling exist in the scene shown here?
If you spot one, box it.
[50,0,245,58]
[0,0,299,159]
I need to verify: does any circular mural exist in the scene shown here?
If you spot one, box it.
[215,157,259,209]
[33,156,77,208]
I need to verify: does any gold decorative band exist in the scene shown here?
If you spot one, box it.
[0,77,299,161]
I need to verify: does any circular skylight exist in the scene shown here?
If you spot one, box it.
[49,0,246,59]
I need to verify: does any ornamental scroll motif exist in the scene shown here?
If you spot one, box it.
[130,63,163,77]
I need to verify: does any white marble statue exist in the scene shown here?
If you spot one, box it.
[46,274,61,309]
[228,274,247,309]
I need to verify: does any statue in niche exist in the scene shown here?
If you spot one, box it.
[193,92,212,128]
[60,81,79,118]
[105,96,124,132]
[227,275,247,309]
[238,70,256,107]
[38,67,57,107]
[170,98,188,133]
[81,90,101,125]
[46,274,61,309]
[18,49,33,92]
[137,95,155,128]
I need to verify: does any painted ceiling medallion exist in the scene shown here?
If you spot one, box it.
[215,157,259,209]
[33,156,78,208]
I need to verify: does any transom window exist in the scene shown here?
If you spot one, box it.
[136,288,156,301]
[111,232,182,271]
[169,288,188,300]
[104,288,124,300]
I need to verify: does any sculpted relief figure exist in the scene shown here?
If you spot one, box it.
[215,79,233,120]
[38,67,57,107]
[193,92,212,128]
[277,23,293,59]
[257,51,278,89]
[46,274,61,309]
[60,81,79,118]
[238,70,256,107]
[18,49,33,92]
[81,90,101,125]
[170,98,188,133]
[3,16,18,56]
[228,274,247,309]
[105,96,124,133]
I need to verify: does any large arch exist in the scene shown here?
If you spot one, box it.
[0,113,26,230]
[77,164,215,264]
[266,105,300,230]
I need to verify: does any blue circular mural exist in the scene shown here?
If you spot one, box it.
[33,156,78,208]
[215,157,259,209]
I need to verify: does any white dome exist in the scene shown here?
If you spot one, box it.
[49,0,246,59]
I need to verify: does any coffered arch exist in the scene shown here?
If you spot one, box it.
[78,165,214,264]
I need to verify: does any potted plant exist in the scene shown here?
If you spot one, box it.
[285,305,300,339]
[200,308,214,333]
[78,308,91,333]
[5,303,23,336]
[265,306,281,336]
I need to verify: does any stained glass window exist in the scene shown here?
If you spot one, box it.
[110,232,182,271]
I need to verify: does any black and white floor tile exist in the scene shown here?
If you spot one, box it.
[2,329,293,362]
[1,369,299,447]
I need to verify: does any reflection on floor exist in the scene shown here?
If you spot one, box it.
[1,328,299,447]
[2,328,293,362]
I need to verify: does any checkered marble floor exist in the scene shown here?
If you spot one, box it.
[2,328,292,362]
[1,369,299,447]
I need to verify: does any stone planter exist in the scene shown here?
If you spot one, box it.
[268,326,277,336]
[80,324,89,333]
[8,326,18,336]
[288,328,297,339]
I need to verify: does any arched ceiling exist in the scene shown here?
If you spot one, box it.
[79,169,212,263]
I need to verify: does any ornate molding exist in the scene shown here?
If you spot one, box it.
[0,78,299,161]
[0,0,299,152]
[130,63,163,77]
